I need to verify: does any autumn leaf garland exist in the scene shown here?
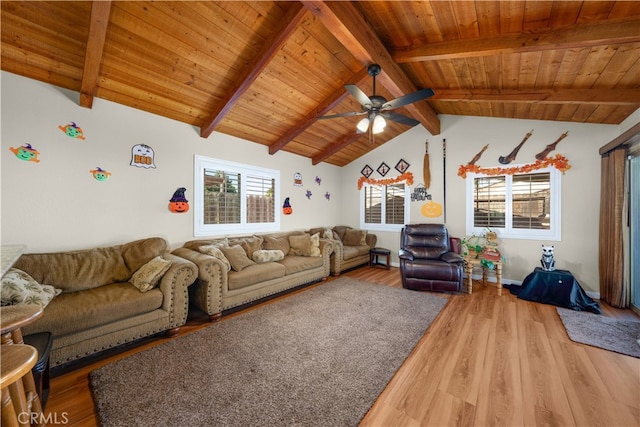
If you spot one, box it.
[357,172,414,189]
[457,154,571,179]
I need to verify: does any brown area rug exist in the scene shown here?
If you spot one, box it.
[90,278,447,426]
[556,307,640,358]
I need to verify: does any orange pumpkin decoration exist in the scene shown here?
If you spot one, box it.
[169,188,189,213]
[283,197,293,215]
[421,200,442,218]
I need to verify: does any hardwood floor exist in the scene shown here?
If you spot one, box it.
[44,267,640,426]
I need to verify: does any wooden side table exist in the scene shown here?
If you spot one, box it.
[1,344,38,427]
[464,257,502,296]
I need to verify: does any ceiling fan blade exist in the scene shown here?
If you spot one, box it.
[383,112,421,126]
[318,111,366,120]
[381,88,434,111]
[345,84,372,108]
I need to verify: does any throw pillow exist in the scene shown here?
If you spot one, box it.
[263,235,290,254]
[309,232,321,257]
[130,256,173,292]
[1,268,61,308]
[199,245,232,272]
[323,227,334,239]
[343,229,367,246]
[289,234,311,256]
[252,249,285,263]
[220,245,255,271]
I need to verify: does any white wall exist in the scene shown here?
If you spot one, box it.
[2,71,634,293]
[342,115,622,293]
[1,72,342,251]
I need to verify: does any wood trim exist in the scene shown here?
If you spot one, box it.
[79,1,112,108]
[599,122,640,155]
[312,132,362,165]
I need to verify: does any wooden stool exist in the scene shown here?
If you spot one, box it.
[369,247,391,270]
[1,344,38,427]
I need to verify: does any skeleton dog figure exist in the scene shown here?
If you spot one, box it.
[540,244,556,271]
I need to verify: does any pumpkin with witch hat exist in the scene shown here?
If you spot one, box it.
[169,187,189,213]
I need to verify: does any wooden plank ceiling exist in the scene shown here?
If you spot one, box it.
[2,1,639,166]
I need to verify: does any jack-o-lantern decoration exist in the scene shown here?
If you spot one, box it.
[283,197,293,215]
[421,200,442,218]
[169,187,189,213]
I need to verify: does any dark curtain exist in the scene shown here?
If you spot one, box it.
[598,146,628,307]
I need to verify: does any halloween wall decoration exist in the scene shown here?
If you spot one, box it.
[377,162,390,177]
[421,200,443,218]
[395,159,410,174]
[536,131,569,160]
[315,176,321,185]
[358,171,414,190]
[498,129,533,165]
[467,144,489,166]
[360,165,373,178]
[325,192,331,201]
[457,154,571,178]
[169,187,189,213]
[305,190,312,199]
[90,167,111,181]
[58,122,86,140]
[293,172,303,186]
[130,144,156,168]
[411,184,431,202]
[423,140,431,189]
[283,197,293,215]
[9,144,40,162]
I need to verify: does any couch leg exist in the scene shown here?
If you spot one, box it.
[166,327,180,337]
[209,313,222,322]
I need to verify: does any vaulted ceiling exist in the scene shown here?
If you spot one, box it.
[2,1,639,166]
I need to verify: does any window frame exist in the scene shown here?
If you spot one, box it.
[465,166,561,241]
[360,182,410,232]
[194,155,280,236]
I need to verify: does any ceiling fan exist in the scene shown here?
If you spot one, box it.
[319,64,434,134]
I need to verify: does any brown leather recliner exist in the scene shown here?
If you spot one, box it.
[399,224,464,293]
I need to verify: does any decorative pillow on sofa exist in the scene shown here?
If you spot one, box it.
[289,234,311,256]
[1,268,61,307]
[263,235,290,254]
[343,229,367,246]
[252,249,285,263]
[199,244,232,272]
[220,245,255,272]
[229,236,264,259]
[309,232,321,257]
[130,256,173,292]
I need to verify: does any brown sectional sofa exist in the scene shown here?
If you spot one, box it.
[13,237,198,367]
[172,230,333,321]
[309,226,377,275]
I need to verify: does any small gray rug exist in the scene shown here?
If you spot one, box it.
[556,307,640,358]
[90,278,447,426]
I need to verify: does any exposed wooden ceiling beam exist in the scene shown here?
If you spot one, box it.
[79,1,111,108]
[312,132,362,165]
[392,16,640,63]
[269,67,370,155]
[200,3,306,138]
[302,0,441,136]
[431,88,640,105]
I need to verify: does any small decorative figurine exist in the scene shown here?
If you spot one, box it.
[169,187,189,213]
[540,244,556,271]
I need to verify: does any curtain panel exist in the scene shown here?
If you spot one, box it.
[598,147,628,307]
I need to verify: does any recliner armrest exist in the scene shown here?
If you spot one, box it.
[441,251,464,264]
[398,249,414,261]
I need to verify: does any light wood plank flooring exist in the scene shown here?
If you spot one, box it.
[44,267,640,426]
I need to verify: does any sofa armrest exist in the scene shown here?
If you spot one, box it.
[158,253,198,328]
[398,249,414,261]
[441,251,464,264]
[365,233,377,249]
[171,247,226,318]
[318,239,334,277]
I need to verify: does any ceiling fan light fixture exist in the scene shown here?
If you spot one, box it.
[372,114,386,134]
[356,117,370,133]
